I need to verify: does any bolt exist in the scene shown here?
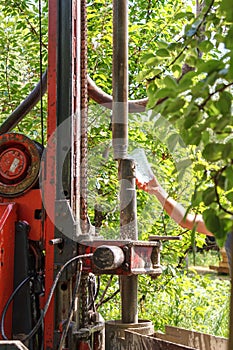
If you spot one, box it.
[49,238,63,245]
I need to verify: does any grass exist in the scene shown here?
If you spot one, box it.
[187,249,221,268]
[98,250,231,338]
[139,269,230,338]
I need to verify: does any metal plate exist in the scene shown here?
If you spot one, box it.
[0,133,41,197]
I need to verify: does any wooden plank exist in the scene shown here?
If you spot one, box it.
[124,330,197,350]
[209,265,230,274]
[154,326,228,350]
[219,262,229,268]
[208,247,230,274]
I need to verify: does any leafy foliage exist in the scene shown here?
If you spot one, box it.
[0,0,47,141]
[136,0,233,246]
[97,266,230,337]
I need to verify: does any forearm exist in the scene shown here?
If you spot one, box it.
[150,186,187,225]
[150,185,213,236]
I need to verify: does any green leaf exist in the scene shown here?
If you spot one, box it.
[136,68,156,82]
[141,52,155,63]
[143,57,160,68]
[202,208,229,247]
[156,48,170,58]
[202,187,216,206]
[172,64,182,76]
[226,192,233,202]
[215,91,232,115]
[146,82,158,99]
[179,70,196,83]
[184,104,200,129]
[178,79,193,92]
[163,75,178,89]
[176,158,192,172]
[197,60,224,74]
[184,113,199,129]
[156,41,169,48]
[198,40,214,53]
[203,208,221,236]
[225,26,233,49]
[202,143,224,162]
[154,87,176,99]
[214,116,230,132]
[174,11,194,21]
[191,190,203,206]
[220,0,233,22]
[164,97,185,113]
[229,53,233,80]
[222,143,233,160]
[182,127,201,146]
[193,163,206,172]
[167,133,180,151]
[224,166,233,190]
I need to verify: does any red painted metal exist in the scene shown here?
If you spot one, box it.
[1,189,42,242]
[78,240,162,276]
[43,0,58,347]
[77,341,91,350]
[0,203,17,339]
[0,148,27,181]
[0,133,41,197]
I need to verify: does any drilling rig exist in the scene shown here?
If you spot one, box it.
[0,1,218,350]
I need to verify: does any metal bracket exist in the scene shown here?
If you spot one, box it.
[78,240,163,276]
[55,200,95,242]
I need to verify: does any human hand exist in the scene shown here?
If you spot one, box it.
[136,176,160,194]
[136,178,148,191]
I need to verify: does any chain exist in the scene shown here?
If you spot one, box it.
[80,274,89,328]
[80,0,89,234]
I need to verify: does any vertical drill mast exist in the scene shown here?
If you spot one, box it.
[112,0,138,324]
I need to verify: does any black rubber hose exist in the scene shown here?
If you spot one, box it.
[0,274,34,340]
[0,70,47,135]
[0,68,149,136]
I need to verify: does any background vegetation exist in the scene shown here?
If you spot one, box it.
[97,263,230,338]
[0,0,232,338]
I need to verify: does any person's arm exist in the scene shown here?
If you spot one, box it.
[136,176,213,236]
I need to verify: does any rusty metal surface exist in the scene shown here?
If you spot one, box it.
[93,245,125,270]
[118,159,138,323]
[79,240,162,276]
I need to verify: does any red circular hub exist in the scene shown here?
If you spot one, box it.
[0,148,28,181]
[0,133,42,197]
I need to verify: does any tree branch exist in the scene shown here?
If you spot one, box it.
[213,164,233,216]
[199,82,233,110]
[148,0,215,81]
[15,0,47,50]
